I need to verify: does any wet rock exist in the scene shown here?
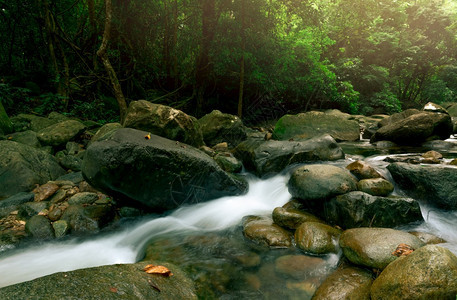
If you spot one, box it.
[357,178,394,196]
[275,255,326,279]
[68,192,99,205]
[25,215,54,239]
[8,130,41,148]
[52,220,69,238]
[89,122,123,145]
[371,245,457,299]
[0,261,197,299]
[123,100,204,147]
[37,120,86,147]
[423,102,449,114]
[371,111,453,145]
[82,128,247,211]
[0,192,34,218]
[13,114,58,132]
[214,153,243,173]
[273,111,360,142]
[56,172,84,185]
[408,231,446,245]
[387,162,457,210]
[33,182,60,202]
[199,110,247,147]
[18,202,49,219]
[242,216,292,248]
[0,141,65,198]
[346,160,383,180]
[421,150,443,164]
[288,164,357,202]
[58,154,82,171]
[339,228,425,270]
[234,134,344,177]
[378,109,420,128]
[232,252,261,268]
[294,222,341,255]
[47,203,68,221]
[61,204,115,233]
[324,191,423,229]
[312,265,373,300]
[272,207,324,230]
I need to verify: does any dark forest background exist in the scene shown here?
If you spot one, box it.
[1,0,456,124]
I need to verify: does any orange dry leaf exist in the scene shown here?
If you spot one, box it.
[145,133,151,140]
[392,243,415,257]
[143,264,173,277]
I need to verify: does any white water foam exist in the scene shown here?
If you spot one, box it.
[0,174,291,288]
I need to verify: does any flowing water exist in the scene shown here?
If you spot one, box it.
[1,142,457,298]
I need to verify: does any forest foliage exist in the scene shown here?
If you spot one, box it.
[0,0,456,124]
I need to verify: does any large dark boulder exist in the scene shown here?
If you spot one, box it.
[234,134,344,177]
[371,245,457,300]
[371,111,453,145]
[198,110,247,147]
[273,111,360,142]
[0,261,197,299]
[0,141,66,199]
[324,191,423,229]
[387,162,457,210]
[378,109,420,128]
[123,100,204,147]
[82,128,247,211]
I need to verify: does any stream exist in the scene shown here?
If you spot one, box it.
[1,140,457,298]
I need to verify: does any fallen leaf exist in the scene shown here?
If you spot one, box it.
[110,287,118,293]
[392,243,415,257]
[144,264,173,277]
[145,133,151,140]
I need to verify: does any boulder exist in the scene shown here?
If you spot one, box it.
[213,153,242,173]
[0,141,66,199]
[60,204,115,233]
[8,130,41,148]
[339,228,425,270]
[25,215,54,239]
[0,261,197,299]
[288,164,357,202]
[272,207,324,230]
[423,102,449,114]
[273,111,360,142]
[123,100,204,147]
[447,103,457,118]
[242,216,292,248]
[198,110,247,147]
[409,231,446,245]
[89,122,123,145]
[356,178,394,196]
[346,160,383,180]
[312,265,373,300]
[274,255,326,279]
[0,192,34,218]
[234,134,344,177]
[37,120,86,147]
[294,222,341,255]
[387,162,457,210]
[378,109,420,128]
[371,245,457,299]
[82,128,247,211]
[324,191,423,229]
[371,111,453,145]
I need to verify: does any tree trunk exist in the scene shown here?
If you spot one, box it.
[97,0,128,123]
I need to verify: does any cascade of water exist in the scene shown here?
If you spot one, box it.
[0,174,292,288]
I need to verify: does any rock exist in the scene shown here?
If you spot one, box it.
[0,101,13,134]
[371,245,457,299]
[242,216,292,248]
[66,141,84,155]
[25,215,54,239]
[288,164,357,201]
[387,162,457,210]
[378,109,420,128]
[0,141,65,198]
[56,172,84,185]
[37,120,86,147]
[371,111,453,145]
[339,228,425,270]
[33,182,60,202]
[58,154,82,171]
[52,220,69,238]
[294,222,341,255]
[234,134,344,177]
[123,100,204,147]
[213,142,228,152]
[8,130,40,148]
[272,111,360,142]
[18,202,49,219]
[61,204,115,233]
[447,103,457,117]
[214,153,243,173]
[272,207,324,230]
[422,140,456,151]
[324,191,423,229]
[0,261,197,299]
[16,114,59,132]
[0,192,34,218]
[312,265,373,300]
[357,178,394,196]
[423,101,449,114]
[421,150,443,164]
[198,110,247,147]
[346,160,383,180]
[89,122,123,145]
[275,255,326,279]
[68,192,99,205]
[409,231,446,245]
[82,128,247,211]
